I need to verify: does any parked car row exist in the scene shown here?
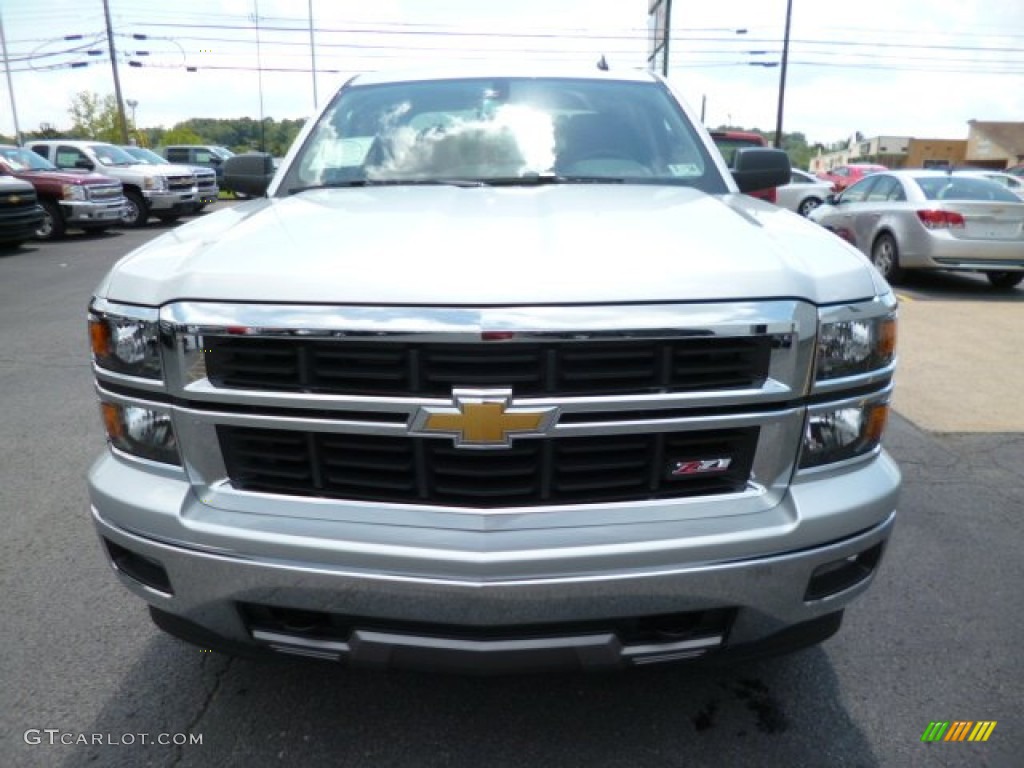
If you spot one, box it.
[0,141,235,245]
[808,169,1024,289]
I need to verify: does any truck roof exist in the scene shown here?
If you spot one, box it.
[349,66,661,87]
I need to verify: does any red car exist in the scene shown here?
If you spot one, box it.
[816,163,887,194]
[709,130,777,203]
[0,145,126,240]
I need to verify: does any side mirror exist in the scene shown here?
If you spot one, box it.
[224,152,275,197]
[74,158,94,170]
[825,193,840,205]
[208,155,222,165]
[731,148,790,194]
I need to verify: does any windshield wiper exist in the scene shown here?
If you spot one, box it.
[479,173,626,186]
[288,178,485,194]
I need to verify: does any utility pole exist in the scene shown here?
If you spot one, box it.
[661,0,672,77]
[774,0,794,149]
[102,0,130,144]
[254,0,266,152]
[0,7,23,145]
[308,0,318,109]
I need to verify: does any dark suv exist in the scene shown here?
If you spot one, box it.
[159,145,234,183]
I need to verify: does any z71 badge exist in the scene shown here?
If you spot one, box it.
[670,458,733,476]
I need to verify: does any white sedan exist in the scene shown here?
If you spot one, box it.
[775,169,833,216]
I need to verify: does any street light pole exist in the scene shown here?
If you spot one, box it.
[126,99,138,131]
[774,0,794,149]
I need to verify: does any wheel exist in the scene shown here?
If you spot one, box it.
[120,190,148,228]
[986,271,1023,290]
[157,215,180,225]
[797,196,822,217]
[35,199,66,240]
[870,233,905,284]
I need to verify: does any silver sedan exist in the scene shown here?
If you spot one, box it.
[809,170,1024,289]
[775,169,834,216]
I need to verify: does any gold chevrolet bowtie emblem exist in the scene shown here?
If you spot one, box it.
[7,195,21,204]
[411,389,559,449]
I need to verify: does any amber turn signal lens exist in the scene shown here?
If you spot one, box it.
[89,315,112,359]
[101,402,125,441]
[878,316,897,362]
[865,402,890,444]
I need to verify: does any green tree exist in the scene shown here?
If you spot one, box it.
[68,91,122,142]
[161,126,204,145]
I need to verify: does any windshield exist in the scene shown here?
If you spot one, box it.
[283,76,720,192]
[124,147,167,165]
[91,144,139,166]
[211,146,234,159]
[914,176,1020,203]
[0,146,56,171]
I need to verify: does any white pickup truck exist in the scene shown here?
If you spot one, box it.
[87,68,900,673]
[29,140,197,227]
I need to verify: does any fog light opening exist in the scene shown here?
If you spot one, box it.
[104,538,174,595]
[805,542,883,601]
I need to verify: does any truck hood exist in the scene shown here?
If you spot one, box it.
[19,169,117,185]
[98,185,879,306]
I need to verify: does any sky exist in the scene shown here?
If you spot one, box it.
[2,0,1023,147]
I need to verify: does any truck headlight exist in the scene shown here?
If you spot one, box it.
[62,183,87,201]
[89,301,163,380]
[101,402,179,465]
[800,399,889,469]
[143,176,168,192]
[816,302,896,382]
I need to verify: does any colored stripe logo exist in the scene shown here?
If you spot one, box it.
[921,721,997,742]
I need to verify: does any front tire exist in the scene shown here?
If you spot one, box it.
[120,190,148,228]
[871,233,905,284]
[797,196,821,217]
[36,200,66,240]
[986,271,1023,290]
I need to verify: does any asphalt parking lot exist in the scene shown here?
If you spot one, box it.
[1,210,1021,767]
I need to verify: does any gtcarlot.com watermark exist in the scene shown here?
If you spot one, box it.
[24,729,202,746]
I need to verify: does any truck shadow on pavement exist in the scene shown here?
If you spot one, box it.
[56,636,881,768]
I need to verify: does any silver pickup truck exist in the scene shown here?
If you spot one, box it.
[87,68,900,673]
[30,140,196,227]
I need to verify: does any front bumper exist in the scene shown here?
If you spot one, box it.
[143,189,197,212]
[62,199,126,226]
[90,448,899,671]
[197,182,219,204]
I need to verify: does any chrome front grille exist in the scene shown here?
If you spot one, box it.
[86,183,122,201]
[217,426,759,507]
[166,175,195,191]
[156,301,818,513]
[204,336,773,397]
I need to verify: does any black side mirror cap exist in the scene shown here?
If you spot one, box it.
[224,153,275,197]
[731,147,791,194]
[825,193,839,205]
